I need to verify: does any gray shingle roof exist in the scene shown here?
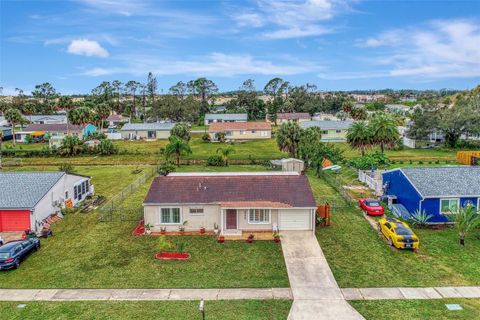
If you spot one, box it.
[399,166,480,197]
[22,115,67,123]
[0,172,65,208]
[204,113,247,121]
[300,120,354,130]
[121,122,175,131]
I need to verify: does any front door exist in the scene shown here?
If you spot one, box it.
[226,209,237,229]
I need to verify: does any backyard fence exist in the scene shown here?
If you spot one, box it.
[99,166,158,222]
[358,170,383,195]
[321,171,355,206]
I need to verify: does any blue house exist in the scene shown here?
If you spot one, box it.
[382,167,480,223]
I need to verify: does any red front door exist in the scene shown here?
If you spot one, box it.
[226,209,237,229]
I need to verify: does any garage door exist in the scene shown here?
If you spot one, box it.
[0,210,30,232]
[278,209,311,230]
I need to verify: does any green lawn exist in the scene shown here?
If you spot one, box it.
[0,300,292,320]
[310,172,480,288]
[0,165,289,289]
[350,299,480,320]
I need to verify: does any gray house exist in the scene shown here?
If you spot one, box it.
[204,113,248,126]
[22,115,67,124]
[300,120,354,142]
[120,122,175,140]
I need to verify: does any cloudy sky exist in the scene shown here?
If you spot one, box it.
[1,0,479,94]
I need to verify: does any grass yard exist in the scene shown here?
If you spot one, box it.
[0,300,292,320]
[350,299,480,320]
[0,165,289,289]
[310,172,480,288]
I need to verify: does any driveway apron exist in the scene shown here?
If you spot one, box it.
[281,231,364,320]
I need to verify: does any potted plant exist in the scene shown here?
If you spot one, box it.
[247,234,255,243]
[273,232,281,243]
[217,235,225,243]
[213,223,219,235]
[160,226,166,235]
[200,226,206,234]
[144,223,153,235]
[179,221,188,234]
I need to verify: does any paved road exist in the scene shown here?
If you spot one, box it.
[281,231,364,320]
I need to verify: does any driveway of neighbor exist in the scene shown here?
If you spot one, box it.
[281,231,364,320]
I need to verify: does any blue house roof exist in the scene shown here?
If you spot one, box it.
[387,166,480,198]
[0,172,65,209]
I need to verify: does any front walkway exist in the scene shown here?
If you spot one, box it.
[281,231,364,320]
[342,286,480,300]
[0,288,292,301]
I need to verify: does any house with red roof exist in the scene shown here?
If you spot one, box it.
[143,172,317,235]
[208,121,271,141]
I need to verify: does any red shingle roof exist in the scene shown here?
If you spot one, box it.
[144,174,316,208]
[208,122,271,132]
[277,113,311,120]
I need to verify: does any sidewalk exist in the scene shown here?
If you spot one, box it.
[0,288,292,301]
[342,286,480,300]
[281,231,365,320]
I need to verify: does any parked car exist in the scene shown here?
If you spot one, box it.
[0,239,41,270]
[378,217,419,250]
[359,198,385,216]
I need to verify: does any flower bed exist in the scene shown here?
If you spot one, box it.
[155,252,191,260]
[132,220,145,236]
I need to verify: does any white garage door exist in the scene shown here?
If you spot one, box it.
[279,209,311,230]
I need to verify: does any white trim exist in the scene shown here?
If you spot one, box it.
[423,194,480,199]
[247,209,271,224]
[159,207,182,225]
[439,198,460,215]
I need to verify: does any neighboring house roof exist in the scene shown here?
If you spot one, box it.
[300,120,354,130]
[22,115,67,123]
[0,126,12,132]
[107,114,128,121]
[208,122,271,132]
[144,172,316,208]
[277,113,311,120]
[205,113,247,121]
[121,122,175,131]
[24,124,84,132]
[0,172,65,209]
[391,166,480,198]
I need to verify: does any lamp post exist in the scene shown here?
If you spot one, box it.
[199,299,205,320]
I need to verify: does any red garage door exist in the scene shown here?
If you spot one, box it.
[0,210,31,232]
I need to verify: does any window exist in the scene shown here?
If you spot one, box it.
[225,131,233,136]
[322,130,328,135]
[74,185,78,200]
[251,130,256,133]
[248,209,270,224]
[440,198,459,214]
[240,130,246,135]
[65,191,69,199]
[189,207,204,215]
[81,181,86,194]
[160,208,181,224]
[336,130,342,133]
[260,131,268,137]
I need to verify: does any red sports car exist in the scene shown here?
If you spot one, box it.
[359,198,385,216]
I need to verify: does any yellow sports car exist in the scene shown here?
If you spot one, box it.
[377,217,419,250]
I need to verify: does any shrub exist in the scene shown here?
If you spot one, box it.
[206,155,225,166]
[201,133,211,142]
[409,209,433,227]
[59,163,76,174]
[158,162,176,175]
[94,139,118,155]
[347,152,390,170]
[215,132,227,143]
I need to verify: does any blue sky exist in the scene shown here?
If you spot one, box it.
[1,0,479,95]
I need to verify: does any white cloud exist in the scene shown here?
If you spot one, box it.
[67,39,109,58]
[233,0,350,39]
[347,19,480,79]
[79,52,322,77]
[76,0,144,16]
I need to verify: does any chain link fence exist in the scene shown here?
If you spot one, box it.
[99,166,158,222]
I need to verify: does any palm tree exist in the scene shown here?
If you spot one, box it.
[369,113,400,154]
[346,121,373,156]
[276,121,303,158]
[5,108,22,146]
[60,135,83,156]
[164,137,192,167]
[0,130,3,168]
[447,204,480,246]
[217,147,235,166]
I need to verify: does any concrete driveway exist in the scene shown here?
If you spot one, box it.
[281,231,364,320]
